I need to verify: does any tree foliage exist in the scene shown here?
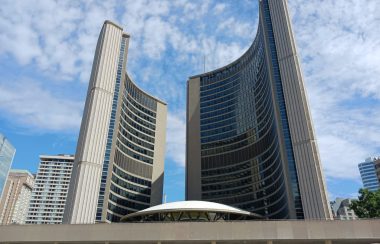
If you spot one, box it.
[349,188,380,218]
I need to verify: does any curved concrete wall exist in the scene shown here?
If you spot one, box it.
[64,21,167,224]
[103,76,167,222]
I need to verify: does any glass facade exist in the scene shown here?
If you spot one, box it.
[105,75,159,223]
[261,0,304,219]
[358,159,380,192]
[188,0,310,219]
[198,25,290,219]
[0,133,15,199]
[96,36,128,221]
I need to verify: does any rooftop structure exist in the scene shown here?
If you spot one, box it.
[121,201,263,222]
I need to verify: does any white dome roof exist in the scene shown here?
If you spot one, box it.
[137,200,251,215]
[121,201,264,222]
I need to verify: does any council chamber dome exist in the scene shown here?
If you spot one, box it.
[121,201,263,222]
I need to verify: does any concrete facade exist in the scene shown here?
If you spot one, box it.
[64,21,125,224]
[64,20,167,224]
[26,155,73,224]
[0,170,34,225]
[186,77,201,201]
[186,0,331,220]
[265,0,331,220]
[0,220,379,243]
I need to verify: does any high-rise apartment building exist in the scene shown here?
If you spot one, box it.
[64,21,167,224]
[26,155,73,224]
[0,170,34,224]
[358,158,380,192]
[330,198,358,220]
[186,0,332,220]
[0,133,16,200]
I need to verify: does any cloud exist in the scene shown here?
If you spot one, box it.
[217,17,254,38]
[213,3,227,14]
[165,113,186,167]
[173,0,211,20]
[0,0,254,86]
[141,16,176,59]
[204,40,248,71]
[0,79,83,132]
[0,0,115,82]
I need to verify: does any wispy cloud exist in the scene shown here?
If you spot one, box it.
[0,78,82,132]
[165,113,186,167]
[213,3,227,15]
[0,1,90,81]
[216,17,254,39]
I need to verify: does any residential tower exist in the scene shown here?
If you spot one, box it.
[0,170,34,224]
[26,155,73,224]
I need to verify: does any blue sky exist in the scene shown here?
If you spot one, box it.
[1,0,380,203]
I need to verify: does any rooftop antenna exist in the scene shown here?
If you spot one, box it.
[163,193,167,203]
[203,55,206,73]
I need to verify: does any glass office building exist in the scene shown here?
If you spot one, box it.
[186,0,331,220]
[358,158,380,192]
[0,133,16,200]
[64,21,167,224]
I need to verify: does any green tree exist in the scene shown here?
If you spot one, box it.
[349,188,380,218]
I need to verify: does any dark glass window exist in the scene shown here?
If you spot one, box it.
[196,23,290,219]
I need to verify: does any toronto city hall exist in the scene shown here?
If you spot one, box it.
[62,0,330,224]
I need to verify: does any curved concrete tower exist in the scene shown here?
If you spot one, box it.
[64,21,167,224]
[186,0,332,220]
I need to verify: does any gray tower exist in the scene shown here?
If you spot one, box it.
[64,21,167,224]
[186,0,331,220]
